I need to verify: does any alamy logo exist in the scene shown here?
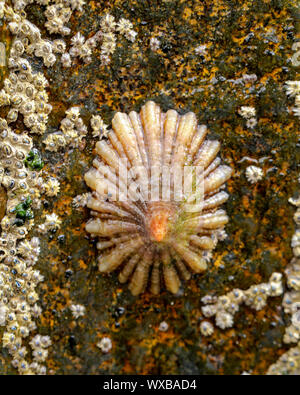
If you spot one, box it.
[93,158,205,211]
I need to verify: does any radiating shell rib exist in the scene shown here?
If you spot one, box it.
[112,112,143,169]
[118,252,141,284]
[98,237,144,273]
[171,251,192,281]
[172,112,197,169]
[162,248,181,294]
[107,130,129,165]
[163,110,178,168]
[140,101,162,171]
[96,233,138,251]
[85,101,232,295]
[128,249,153,296]
[184,210,229,231]
[195,140,220,169]
[187,125,207,164]
[201,191,229,211]
[170,239,207,273]
[86,218,141,237]
[204,165,232,193]
[190,235,215,250]
[128,111,149,170]
[150,254,161,295]
[87,196,132,219]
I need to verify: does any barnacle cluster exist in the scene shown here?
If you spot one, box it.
[267,344,300,375]
[0,125,44,217]
[43,106,87,151]
[201,273,283,331]
[0,0,68,374]
[0,236,51,374]
[266,69,300,374]
[44,2,72,36]
[68,31,94,64]
[7,2,137,69]
[85,101,232,295]
[238,106,256,119]
[8,18,56,68]
[0,4,53,133]
[64,14,137,66]
[11,0,85,36]
[0,66,51,134]
[238,105,257,130]
[268,192,300,373]
[0,231,46,372]
[0,123,49,373]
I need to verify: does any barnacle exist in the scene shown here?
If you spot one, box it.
[52,39,66,54]
[97,336,112,353]
[43,213,61,231]
[238,106,256,119]
[150,37,160,51]
[285,81,300,97]
[70,304,86,319]
[116,18,133,35]
[195,44,207,55]
[44,177,60,197]
[246,117,257,129]
[245,165,263,184]
[90,115,108,139]
[71,32,85,47]
[100,14,116,33]
[61,52,72,67]
[85,101,232,295]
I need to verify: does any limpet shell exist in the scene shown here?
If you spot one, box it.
[85,101,232,295]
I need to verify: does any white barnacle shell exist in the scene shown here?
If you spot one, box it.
[84,101,232,296]
[285,81,300,97]
[97,336,112,353]
[238,106,256,119]
[71,32,85,47]
[52,39,66,54]
[215,311,233,329]
[43,53,56,68]
[100,14,116,33]
[7,109,19,123]
[32,73,49,90]
[61,52,72,68]
[245,165,263,184]
[200,320,214,336]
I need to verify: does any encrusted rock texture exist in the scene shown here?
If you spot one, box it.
[1,0,300,374]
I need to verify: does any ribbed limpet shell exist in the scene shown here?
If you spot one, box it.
[85,101,232,295]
